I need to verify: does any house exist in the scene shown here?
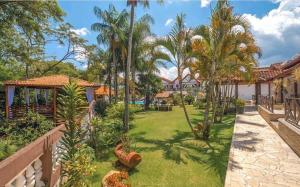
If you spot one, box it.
[160,74,202,96]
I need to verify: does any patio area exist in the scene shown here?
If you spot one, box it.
[225,111,300,187]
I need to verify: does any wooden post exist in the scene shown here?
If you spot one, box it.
[294,81,298,97]
[280,78,284,103]
[268,82,271,97]
[53,88,57,123]
[5,85,9,118]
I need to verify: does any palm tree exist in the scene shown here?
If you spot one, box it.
[191,0,261,139]
[131,14,154,103]
[155,14,199,138]
[124,0,149,131]
[91,4,128,104]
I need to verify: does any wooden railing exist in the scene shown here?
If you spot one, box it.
[0,125,65,187]
[284,98,300,129]
[9,104,53,119]
[259,95,274,113]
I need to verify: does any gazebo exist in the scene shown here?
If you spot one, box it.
[3,75,98,122]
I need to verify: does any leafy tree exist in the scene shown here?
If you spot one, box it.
[57,82,95,186]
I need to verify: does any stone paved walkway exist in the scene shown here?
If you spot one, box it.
[225,111,300,187]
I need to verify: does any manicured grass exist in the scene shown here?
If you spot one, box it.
[88,106,235,187]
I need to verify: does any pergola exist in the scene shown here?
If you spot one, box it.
[4,75,98,122]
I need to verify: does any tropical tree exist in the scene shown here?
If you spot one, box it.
[191,0,261,139]
[57,82,95,186]
[91,4,128,103]
[155,14,198,138]
[131,14,154,103]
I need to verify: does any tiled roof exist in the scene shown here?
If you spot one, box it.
[155,91,172,98]
[4,75,96,87]
[254,67,282,81]
[95,86,113,96]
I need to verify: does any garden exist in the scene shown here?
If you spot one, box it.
[88,105,235,187]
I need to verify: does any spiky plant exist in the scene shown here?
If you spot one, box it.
[58,82,95,187]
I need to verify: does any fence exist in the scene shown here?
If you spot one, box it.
[284,98,300,129]
[259,95,274,113]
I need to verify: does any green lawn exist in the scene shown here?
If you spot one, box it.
[88,106,235,187]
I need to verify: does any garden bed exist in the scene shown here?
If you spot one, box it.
[0,112,54,161]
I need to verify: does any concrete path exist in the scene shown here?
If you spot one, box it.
[225,111,300,187]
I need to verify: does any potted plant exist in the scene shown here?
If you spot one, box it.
[235,99,245,114]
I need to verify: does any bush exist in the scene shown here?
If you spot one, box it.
[0,111,54,161]
[94,99,109,117]
[106,103,136,122]
[193,99,206,109]
[235,98,245,107]
[89,117,123,159]
[172,93,181,106]
[184,95,194,105]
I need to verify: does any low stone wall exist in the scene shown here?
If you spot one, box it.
[0,124,65,187]
[274,119,300,157]
[257,105,284,124]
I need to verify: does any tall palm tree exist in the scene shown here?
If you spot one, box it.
[124,0,149,131]
[91,4,128,104]
[155,14,198,138]
[191,0,261,139]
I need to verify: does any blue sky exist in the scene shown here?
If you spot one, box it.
[47,0,300,80]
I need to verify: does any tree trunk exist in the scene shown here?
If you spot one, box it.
[108,63,112,104]
[124,5,135,131]
[203,60,216,140]
[131,66,136,104]
[178,67,199,138]
[113,47,118,103]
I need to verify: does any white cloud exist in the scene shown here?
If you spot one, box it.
[70,27,89,36]
[243,0,300,65]
[200,0,212,7]
[157,66,190,80]
[165,18,174,26]
[74,45,87,61]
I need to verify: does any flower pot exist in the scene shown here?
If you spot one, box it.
[114,144,142,169]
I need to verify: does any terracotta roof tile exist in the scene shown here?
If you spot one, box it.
[155,91,172,98]
[4,75,96,87]
[95,86,114,96]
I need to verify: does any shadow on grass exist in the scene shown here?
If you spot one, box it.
[131,116,235,182]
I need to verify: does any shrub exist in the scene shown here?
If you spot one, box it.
[106,103,135,123]
[94,99,109,117]
[0,140,18,161]
[184,95,194,105]
[172,93,181,106]
[235,98,245,107]
[89,117,123,159]
[0,111,53,161]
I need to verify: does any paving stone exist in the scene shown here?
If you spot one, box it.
[225,111,300,187]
